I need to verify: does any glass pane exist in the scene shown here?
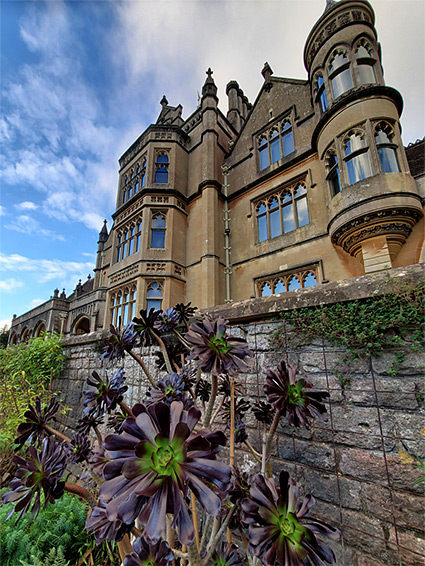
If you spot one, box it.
[296,196,309,227]
[117,247,121,262]
[141,172,146,187]
[152,215,166,228]
[270,137,281,164]
[318,76,324,88]
[257,202,267,214]
[121,243,126,260]
[283,203,295,233]
[269,197,278,210]
[288,276,301,291]
[147,283,162,298]
[261,283,272,297]
[378,147,400,173]
[282,121,291,132]
[258,215,267,242]
[358,64,376,85]
[331,68,353,98]
[346,152,372,184]
[137,221,142,232]
[304,272,317,288]
[329,169,342,196]
[128,239,133,255]
[135,180,139,192]
[259,146,270,170]
[147,299,162,311]
[275,279,286,293]
[128,187,132,198]
[281,192,292,204]
[270,209,281,238]
[356,45,370,58]
[375,129,391,144]
[155,168,168,183]
[123,304,129,324]
[151,229,165,248]
[123,190,126,203]
[156,154,169,163]
[320,90,328,111]
[330,52,347,72]
[282,130,294,156]
[136,165,140,173]
[295,184,307,196]
[135,234,140,252]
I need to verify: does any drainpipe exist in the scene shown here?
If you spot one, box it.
[221,164,232,303]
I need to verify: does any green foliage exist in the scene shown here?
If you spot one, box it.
[0,332,67,387]
[270,279,424,360]
[0,491,90,566]
[0,325,10,349]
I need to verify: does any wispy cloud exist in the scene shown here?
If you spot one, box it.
[0,252,94,284]
[28,298,45,309]
[0,278,24,293]
[15,201,38,211]
[0,205,6,216]
[5,215,65,241]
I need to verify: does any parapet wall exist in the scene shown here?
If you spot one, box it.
[55,264,425,566]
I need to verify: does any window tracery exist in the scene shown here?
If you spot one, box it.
[116,217,142,262]
[155,152,169,183]
[355,39,377,85]
[257,117,294,170]
[151,212,166,248]
[122,157,147,204]
[328,48,353,99]
[374,121,400,173]
[255,182,309,243]
[314,73,328,112]
[110,285,137,326]
[146,281,163,311]
[343,129,372,185]
[326,149,342,196]
[257,266,318,297]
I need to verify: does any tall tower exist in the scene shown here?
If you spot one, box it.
[304,0,422,273]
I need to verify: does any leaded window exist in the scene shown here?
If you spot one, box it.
[255,182,309,243]
[326,150,342,196]
[329,50,353,99]
[375,122,400,173]
[257,118,295,170]
[343,130,372,185]
[151,212,166,248]
[155,153,169,183]
[316,74,328,112]
[116,217,142,263]
[258,267,318,297]
[111,285,137,326]
[355,40,376,85]
[146,282,163,311]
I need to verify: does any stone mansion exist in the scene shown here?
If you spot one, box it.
[9,0,424,343]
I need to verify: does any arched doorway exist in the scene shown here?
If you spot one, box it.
[74,316,90,335]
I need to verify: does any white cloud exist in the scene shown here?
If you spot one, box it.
[0,205,6,216]
[0,319,11,331]
[0,253,94,284]
[0,278,24,292]
[15,201,38,211]
[28,298,45,309]
[5,215,65,241]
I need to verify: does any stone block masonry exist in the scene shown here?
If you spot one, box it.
[54,264,424,566]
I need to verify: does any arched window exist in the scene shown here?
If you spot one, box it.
[270,129,281,164]
[146,282,163,311]
[128,185,133,200]
[122,189,127,204]
[288,276,301,291]
[261,282,272,297]
[281,120,294,157]
[355,40,376,85]
[282,191,295,233]
[257,265,319,297]
[117,232,122,262]
[294,184,309,227]
[256,202,267,243]
[326,150,342,196]
[268,196,281,238]
[34,322,46,337]
[258,135,269,170]
[74,316,90,335]
[343,130,372,185]
[128,226,135,255]
[155,153,169,183]
[275,279,285,294]
[110,291,124,326]
[316,74,328,112]
[122,229,129,260]
[9,332,17,345]
[151,213,166,248]
[375,122,400,173]
[21,328,29,342]
[329,50,353,99]
[303,272,317,288]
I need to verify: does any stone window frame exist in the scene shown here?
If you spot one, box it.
[110,283,137,326]
[146,280,163,312]
[354,37,378,86]
[116,216,143,263]
[121,155,147,204]
[255,264,320,297]
[256,114,295,171]
[342,127,373,185]
[327,47,354,100]
[254,179,310,244]
[373,120,401,174]
[150,209,167,249]
[154,151,169,184]
[313,71,329,113]
[325,146,342,197]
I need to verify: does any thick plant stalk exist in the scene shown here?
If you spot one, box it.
[244,439,262,463]
[64,482,96,507]
[264,410,281,477]
[129,350,157,387]
[202,507,236,566]
[93,425,103,447]
[261,422,267,475]
[119,400,134,417]
[117,534,134,562]
[203,374,218,427]
[152,331,174,374]
[173,327,191,350]
[229,376,235,468]
[210,396,225,425]
[205,517,220,555]
[44,424,70,443]
[191,491,201,551]
[199,514,212,552]
[187,541,202,566]
[181,545,188,566]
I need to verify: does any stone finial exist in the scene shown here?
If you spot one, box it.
[261,62,273,92]
[98,219,108,245]
[202,67,218,98]
[160,95,168,107]
[53,288,59,298]
[60,289,67,299]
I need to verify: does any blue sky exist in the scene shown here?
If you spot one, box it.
[1,0,424,329]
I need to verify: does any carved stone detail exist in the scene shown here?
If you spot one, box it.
[116,200,144,226]
[146,263,166,273]
[109,265,139,284]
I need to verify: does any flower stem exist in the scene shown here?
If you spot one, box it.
[129,350,157,387]
[261,422,267,475]
[119,401,134,417]
[117,535,133,563]
[187,541,202,566]
[243,439,262,463]
[64,483,96,507]
[203,374,218,428]
[190,491,200,552]
[210,396,225,425]
[45,424,70,443]
[173,328,191,350]
[93,425,103,447]
[202,507,236,566]
[265,410,281,476]
[230,376,235,468]
[152,331,173,374]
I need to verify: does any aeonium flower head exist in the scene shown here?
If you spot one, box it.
[86,498,135,544]
[133,308,161,347]
[84,369,128,415]
[69,432,91,463]
[124,536,174,566]
[265,360,329,429]
[154,308,179,333]
[174,302,197,326]
[99,401,232,545]
[211,542,244,566]
[100,321,137,362]
[2,435,68,522]
[241,471,340,566]
[186,315,254,377]
[252,400,274,426]
[14,397,60,448]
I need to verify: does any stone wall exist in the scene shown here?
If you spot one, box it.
[55,265,424,566]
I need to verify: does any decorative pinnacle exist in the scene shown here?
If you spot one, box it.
[160,95,168,107]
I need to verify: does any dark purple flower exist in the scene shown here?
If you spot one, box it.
[211,542,243,566]
[186,315,254,377]
[88,445,110,476]
[14,397,60,448]
[84,369,128,415]
[69,432,91,463]
[226,418,248,445]
[265,361,329,429]
[2,435,68,521]
[252,401,274,426]
[108,410,127,433]
[154,308,179,333]
[221,398,251,423]
[124,536,174,566]
[133,308,162,347]
[99,401,231,545]
[218,375,242,398]
[174,302,197,326]
[241,471,340,566]
[100,322,137,362]
[148,372,187,405]
[86,498,134,544]
[195,378,211,402]
[76,410,104,435]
